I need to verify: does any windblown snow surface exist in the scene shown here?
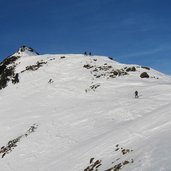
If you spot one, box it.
[0,53,171,171]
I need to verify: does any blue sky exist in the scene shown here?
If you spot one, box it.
[0,0,171,75]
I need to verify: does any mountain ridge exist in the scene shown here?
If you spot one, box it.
[0,47,170,92]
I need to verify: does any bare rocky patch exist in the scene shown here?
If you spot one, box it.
[140,72,150,78]
[0,124,38,158]
[85,83,101,93]
[83,62,129,80]
[21,61,47,72]
[141,66,150,70]
[0,56,20,90]
[83,144,134,171]
[84,159,102,171]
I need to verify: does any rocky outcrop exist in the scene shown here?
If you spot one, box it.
[0,56,20,90]
[140,72,149,78]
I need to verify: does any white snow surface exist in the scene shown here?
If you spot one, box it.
[0,54,171,171]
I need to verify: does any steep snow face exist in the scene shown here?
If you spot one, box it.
[0,53,171,171]
[13,45,39,57]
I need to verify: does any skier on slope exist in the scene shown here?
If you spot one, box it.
[135,90,138,98]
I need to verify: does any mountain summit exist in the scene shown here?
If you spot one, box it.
[13,45,39,56]
[0,50,171,171]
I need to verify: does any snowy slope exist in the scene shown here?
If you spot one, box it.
[0,49,171,171]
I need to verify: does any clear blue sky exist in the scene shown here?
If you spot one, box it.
[0,0,171,75]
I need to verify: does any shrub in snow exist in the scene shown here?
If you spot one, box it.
[140,72,149,78]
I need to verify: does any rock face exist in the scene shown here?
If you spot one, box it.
[0,46,40,89]
[14,45,39,56]
[0,55,20,89]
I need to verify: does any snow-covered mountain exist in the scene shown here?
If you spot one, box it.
[0,46,171,171]
[13,45,39,57]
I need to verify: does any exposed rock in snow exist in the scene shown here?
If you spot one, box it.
[13,45,39,57]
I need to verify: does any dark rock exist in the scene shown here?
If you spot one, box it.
[123,160,129,165]
[12,73,19,84]
[90,158,94,164]
[0,56,20,90]
[141,66,150,70]
[24,61,47,72]
[126,66,136,72]
[140,72,149,78]
[108,57,113,60]
[83,64,93,69]
[18,45,39,55]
